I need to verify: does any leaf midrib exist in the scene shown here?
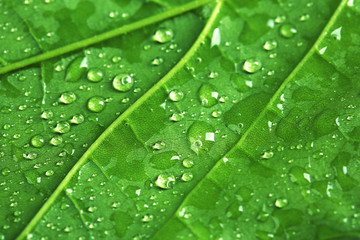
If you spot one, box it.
[15,0,219,238]
[150,0,348,237]
[0,0,213,76]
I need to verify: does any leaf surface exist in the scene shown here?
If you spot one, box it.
[1,0,360,239]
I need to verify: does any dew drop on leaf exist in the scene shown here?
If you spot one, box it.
[1,167,11,176]
[212,110,222,118]
[142,214,154,223]
[59,92,77,104]
[112,74,134,92]
[23,152,37,160]
[41,110,53,119]
[45,170,54,177]
[275,198,288,208]
[50,136,63,146]
[53,121,71,134]
[151,57,164,66]
[152,28,174,43]
[263,40,278,51]
[243,58,262,73]
[182,159,194,168]
[87,68,104,82]
[181,172,193,182]
[280,24,297,38]
[198,84,219,107]
[261,151,274,159]
[170,113,182,122]
[30,135,45,148]
[168,89,184,102]
[65,56,87,82]
[87,96,105,113]
[152,141,166,150]
[155,173,175,189]
[70,114,84,124]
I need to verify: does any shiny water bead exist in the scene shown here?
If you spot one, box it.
[181,172,193,182]
[65,56,87,82]
[280,24,297,38]
[23,152,37,160]
[142,214,154,223]
[111,56,121,63]
[45,170,54,176]
[112,74,134,92]
[53,121,71,134]
[1,167,10,176]
[243,58,262,73]
[261,151,274,159]
[50,136,63,146]
[30,135,45,148]
[153,28,174,43]
[151,57,164,66]
[182,159,194,168]
[87,68,104,82]
[87,96,105,112]
[153,141,166,150]
[263,40,278,51]
[70,114,84,124]
[170,113,182,122]
[169,89,184,102]
[212,110,222,118]
[59,92,77,104]
[198,84,218,107]
[41,110,53,119]
[275,198,288,208]
[155,173,175,189]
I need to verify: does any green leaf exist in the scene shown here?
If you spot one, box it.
[1,0,359,239]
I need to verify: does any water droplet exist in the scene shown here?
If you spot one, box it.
[263,40,278,51]
[53,121,71,134]
[70,114,84,124]
[275,198,288,208]
[188,121,215,154]
[181,172,193,182]
[152,28,174,43]
[243,58,262,73]
[1,167,10,176]
[41,110,53,119]
[65,57,87,82]
[261,151,274,159]
[169,89,184,102]
[151,57,164,66]
[142,214,154,222]
[198,84,218,107]
[45,170,54,176]
[50,136,63,146]
[87,206,97,213]
[111,56,121,63]
[23,152,37,160]
[152,141,166,150]
[212,110,222,118]
[170,113,182,122]
[87,96,105,112]
[275,15,286,23]
[155,173,175,189]
[299,14,310,21]
[182,159,194,168]
[59,92,77,104]
[87,69,104,82]
[280,24,297,38]
[30,135,45,148]
[112,74,134,92]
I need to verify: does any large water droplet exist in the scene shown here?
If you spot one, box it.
[280,24,297,38]
[243,58,262,73]
[87,69,104,82]
[198,84,218,107]
[187,121,215,154]
[112,74,134,92]
[155,173,175,189]
[30,135,45,148]
[53,121,70,134]
[152,28,174,43]
[59,92,77,104]
[88,96,105,112]
[169,89,184,102]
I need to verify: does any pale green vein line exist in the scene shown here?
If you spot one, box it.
[0,0,213,76]
[65,194,90,235]
[16,0,217,238]
[152,0,348,236]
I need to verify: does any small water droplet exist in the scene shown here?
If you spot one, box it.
[243,58,262,73]
[263,40,278,51]
[87,69,104,82]
[50,136,63,146]
[70,114,84,124]
[65,57,87,82]
[30,135,45,148]
[152,28,174,43]
[53,121,71,134]
[198,84,218,107]
[152,141,166,150]
[275,198,288,208]
[142,214,154,222]
[41,110,53,119]
[45,170,54,176]
[23,152,37,160]
[275,15,286,23]
[181,172,193,182]
[170,113,182,122]
[112,74,134,92]
[261,151,274,159]
[169,89,184,102]
[212,110,222,118]
[182,159,194,168]
[87,96,105,113]
[59,92,77,104]
[151,57,164,66]
[87,206,97,213]
[155,173,175,189]
[1,167,10,176]
[280,24,297,38]
[111,56,121,63]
